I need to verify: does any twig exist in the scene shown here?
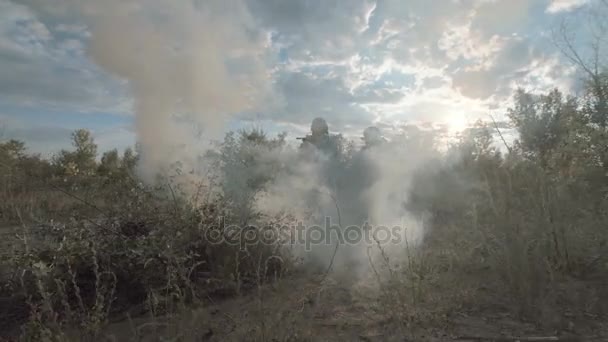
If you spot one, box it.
[49,183,107,216]
[48,183,133,237]
[317,189,342,281]
[14,206,30,254]
[166,180,180,218]
[203,294,237,326]
[488,113,512,155]
[366,246,383,286]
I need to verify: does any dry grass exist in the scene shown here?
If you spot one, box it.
[1,122,607,341]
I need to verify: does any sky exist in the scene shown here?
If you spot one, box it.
[0,0,599,156]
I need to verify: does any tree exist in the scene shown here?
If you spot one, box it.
[555,0,608,127]
[72,129,97,165]
[459,120,499,162]
[0,140,27,189]
[98,149,121,176]
[219,129,287,224]
[507,89,578,169]
[554,1,608,183]
[121,147,138,171]
[54,129,98,176]
[0,139,26,160]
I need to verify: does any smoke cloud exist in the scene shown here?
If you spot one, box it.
[33,0,443,279]
[79,0,273,179]
[220,129,439,280]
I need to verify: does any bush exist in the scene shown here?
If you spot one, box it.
[0,129,294,340]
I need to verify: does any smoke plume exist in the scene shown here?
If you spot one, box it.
[29,0,442,279]
[224,130,438,280]
[81,0,272,179]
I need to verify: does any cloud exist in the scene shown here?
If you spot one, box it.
[78,0,277,178]
[471,0,537,38]
[54,24,89,37]
[546,0,590,13]
[247,0,376,60]
[270,71,373,130]
[0,0,597,155]
[452,37,542,99]
[253,0,579,130]
[0,0,129,113]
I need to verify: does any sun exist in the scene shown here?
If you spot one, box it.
[445,112,468,134]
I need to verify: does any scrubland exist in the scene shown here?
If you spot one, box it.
[1,81,607,341]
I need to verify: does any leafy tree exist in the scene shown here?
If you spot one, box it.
[507,89,577,168]
[458,120,499,162]
[98,149,121,176]
[0,139,26,160]
[71,129,97,171]
[218,129,287,224]
[54,129,98,177]
[121,147,138,172]
[0,140,28,192]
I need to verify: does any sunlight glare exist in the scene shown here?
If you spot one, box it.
[445,112,468,134]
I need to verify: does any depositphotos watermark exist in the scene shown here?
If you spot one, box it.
[202,217,406,251]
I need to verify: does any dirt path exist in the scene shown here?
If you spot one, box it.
[100,271,608,341]
[103,273,395,341]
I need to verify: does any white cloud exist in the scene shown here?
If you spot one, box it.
[54,24,89,37]
[0,0,129,113]
[546,0,590,13]
[0,0,597,152]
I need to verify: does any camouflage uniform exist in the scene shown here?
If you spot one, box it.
[298,118,342,222]
[299,118,340,159]
[361,126,386,151]
[340,126,386,226]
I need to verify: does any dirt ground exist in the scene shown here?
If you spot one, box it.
[99,271,608,342]
[1,223,606,341]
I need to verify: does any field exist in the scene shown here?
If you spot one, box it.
[2,0,608,341]
[1,100,607,341]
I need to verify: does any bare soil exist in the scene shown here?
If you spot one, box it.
[99,271,608,342]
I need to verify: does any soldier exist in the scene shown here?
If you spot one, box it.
[361,126,385,150]
[297,117,342,224]
[341,126,385,226]
[298,117,340,158]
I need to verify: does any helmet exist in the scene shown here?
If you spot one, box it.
[363,126,382,145]
[311,117,329,136]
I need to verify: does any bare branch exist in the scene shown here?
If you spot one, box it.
[556,19,597,80]
[318,189,342,280]
[489,113,513,155]
[553,1,607,89]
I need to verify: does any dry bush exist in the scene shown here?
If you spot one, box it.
[0,174,291,341]
[401,147,608,329]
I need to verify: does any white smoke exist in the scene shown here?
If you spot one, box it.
[26,0,443,279]
[359,134,438,270]
[225,130,440,280]
[78,0,273,180]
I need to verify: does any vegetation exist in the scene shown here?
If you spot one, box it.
[400,87,608,329]
[0,129,291,341]
[1,77,606,340]
[1,5,607,340]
